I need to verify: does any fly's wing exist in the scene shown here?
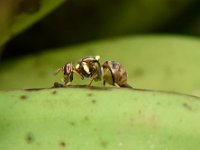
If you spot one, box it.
[102,67,114,85]
[109,62,128,86]
[115,64,128,86]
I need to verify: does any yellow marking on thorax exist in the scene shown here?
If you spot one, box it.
[95,55,100,60]
[83,63,90,74]
[75,64,80,69]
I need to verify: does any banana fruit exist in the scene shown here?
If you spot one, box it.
[0,87,200,150]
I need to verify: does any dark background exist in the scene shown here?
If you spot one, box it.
[1,0,200,60]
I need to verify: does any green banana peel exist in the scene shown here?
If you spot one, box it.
[0,87,200,150]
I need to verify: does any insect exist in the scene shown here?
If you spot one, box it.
[55,56,132,88]
[75,55,102,86]
[102,61,132,88]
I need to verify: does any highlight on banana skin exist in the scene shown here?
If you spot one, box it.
[54,55,132,88]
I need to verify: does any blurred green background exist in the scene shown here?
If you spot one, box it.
[0,0,200,95]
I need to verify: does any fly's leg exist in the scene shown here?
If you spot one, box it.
[114,83,120,87]
[103,80,106,86]
[88,78,94,86]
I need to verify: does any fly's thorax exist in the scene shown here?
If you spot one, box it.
[81,55,100,62]
[75,56,102,80]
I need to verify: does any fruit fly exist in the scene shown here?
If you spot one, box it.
[102,61,132,88]
[54,56,132,88]
[75,55,102,86]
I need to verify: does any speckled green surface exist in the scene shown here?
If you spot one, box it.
[0,87,200,150]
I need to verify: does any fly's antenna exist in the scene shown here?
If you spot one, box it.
[54,67,63,75]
